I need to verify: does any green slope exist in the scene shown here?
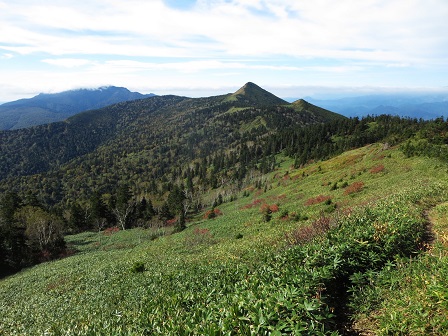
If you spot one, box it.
[292,98,343,121]
[225,82,288,105]
[1,143,447,335]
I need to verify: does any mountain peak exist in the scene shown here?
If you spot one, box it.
[292,98,344,121]
[291,98,310,108]
[227,82,287,106]
[234,82,261,94]
[0,87,155,130]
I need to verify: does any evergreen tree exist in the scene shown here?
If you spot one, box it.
[167,185,185,215]
[137,197,155,221]
[111,185,135,230]
[175,210,186,232]
[0,192,27,275]
[68,203,87,232]
[159,202,173,223]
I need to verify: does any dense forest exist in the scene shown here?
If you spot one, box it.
[1,83,448,276]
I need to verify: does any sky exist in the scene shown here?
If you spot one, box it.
[1,0,448,102]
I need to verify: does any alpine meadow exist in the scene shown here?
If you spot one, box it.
[1,82,448,335]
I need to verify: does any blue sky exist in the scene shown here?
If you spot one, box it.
[1,0,448,102]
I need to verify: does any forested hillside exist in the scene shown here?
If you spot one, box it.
[0,83,342,203]
[1,82,448,274]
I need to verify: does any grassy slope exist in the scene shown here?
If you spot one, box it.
[1,143,447,335]
[350,201,448,335]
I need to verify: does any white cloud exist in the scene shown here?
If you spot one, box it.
[0,0,446,62]
[1,53,13,59]
[0,0,447,101]
[42,58,93,68]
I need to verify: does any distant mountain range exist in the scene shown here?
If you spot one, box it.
[3,85,447,131]
[0,86,155,130]
[303,93,448,120]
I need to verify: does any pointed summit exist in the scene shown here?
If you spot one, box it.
[292,98,344,121]
[226,82,287,106]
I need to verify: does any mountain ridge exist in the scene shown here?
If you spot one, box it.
[0,83,346,206]
[0,86,155,130]
[305,93,448,119]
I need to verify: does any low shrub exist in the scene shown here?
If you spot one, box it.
[260,204,280,222]
[370,164,385,174]
[204,208,223,220]
[285,214,336,245]
[130,261,145,273]
[184,228,216,248]
[305,195,332,206]
[102,227,120,236]
[344,181,365,195]
[241,198,265,210]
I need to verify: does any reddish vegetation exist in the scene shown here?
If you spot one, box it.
[260,203,279,213]
[285,215,336,245]
[166,218,177,226]
[305,195,331,206]
[254,190,264,197]
[373,154,385,161]
[203,208,223,219]
[344,181,365,195]
[370,164,385,174]
[269,204,279,213]
[184,227,215,247]
[193,228,210,235]
[102,227,120,235]
[241,198,265,210]
[270,194,287,201]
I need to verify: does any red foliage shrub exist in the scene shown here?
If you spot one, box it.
[102,226,120,235]
[285,214,336,245]
[269,204,279,213]
[270,194,287,202]
[305,195,331,206]
[344,181,365,195]
[254,189,263,197]
[260,203,270,213]
[194,228,210,235]
[184,227,215,247]
[260,203,280,213]
[370,164,385,174]
[203,208,223,220]
[253,199,264,205]
[241,198,265,210]
[166,218,177,226]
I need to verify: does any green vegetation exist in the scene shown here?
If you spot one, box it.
[1,84,448,334]
[349,202,448,335]
[1,143,448,334]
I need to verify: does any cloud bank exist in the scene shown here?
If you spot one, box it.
[0,0,447,101]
